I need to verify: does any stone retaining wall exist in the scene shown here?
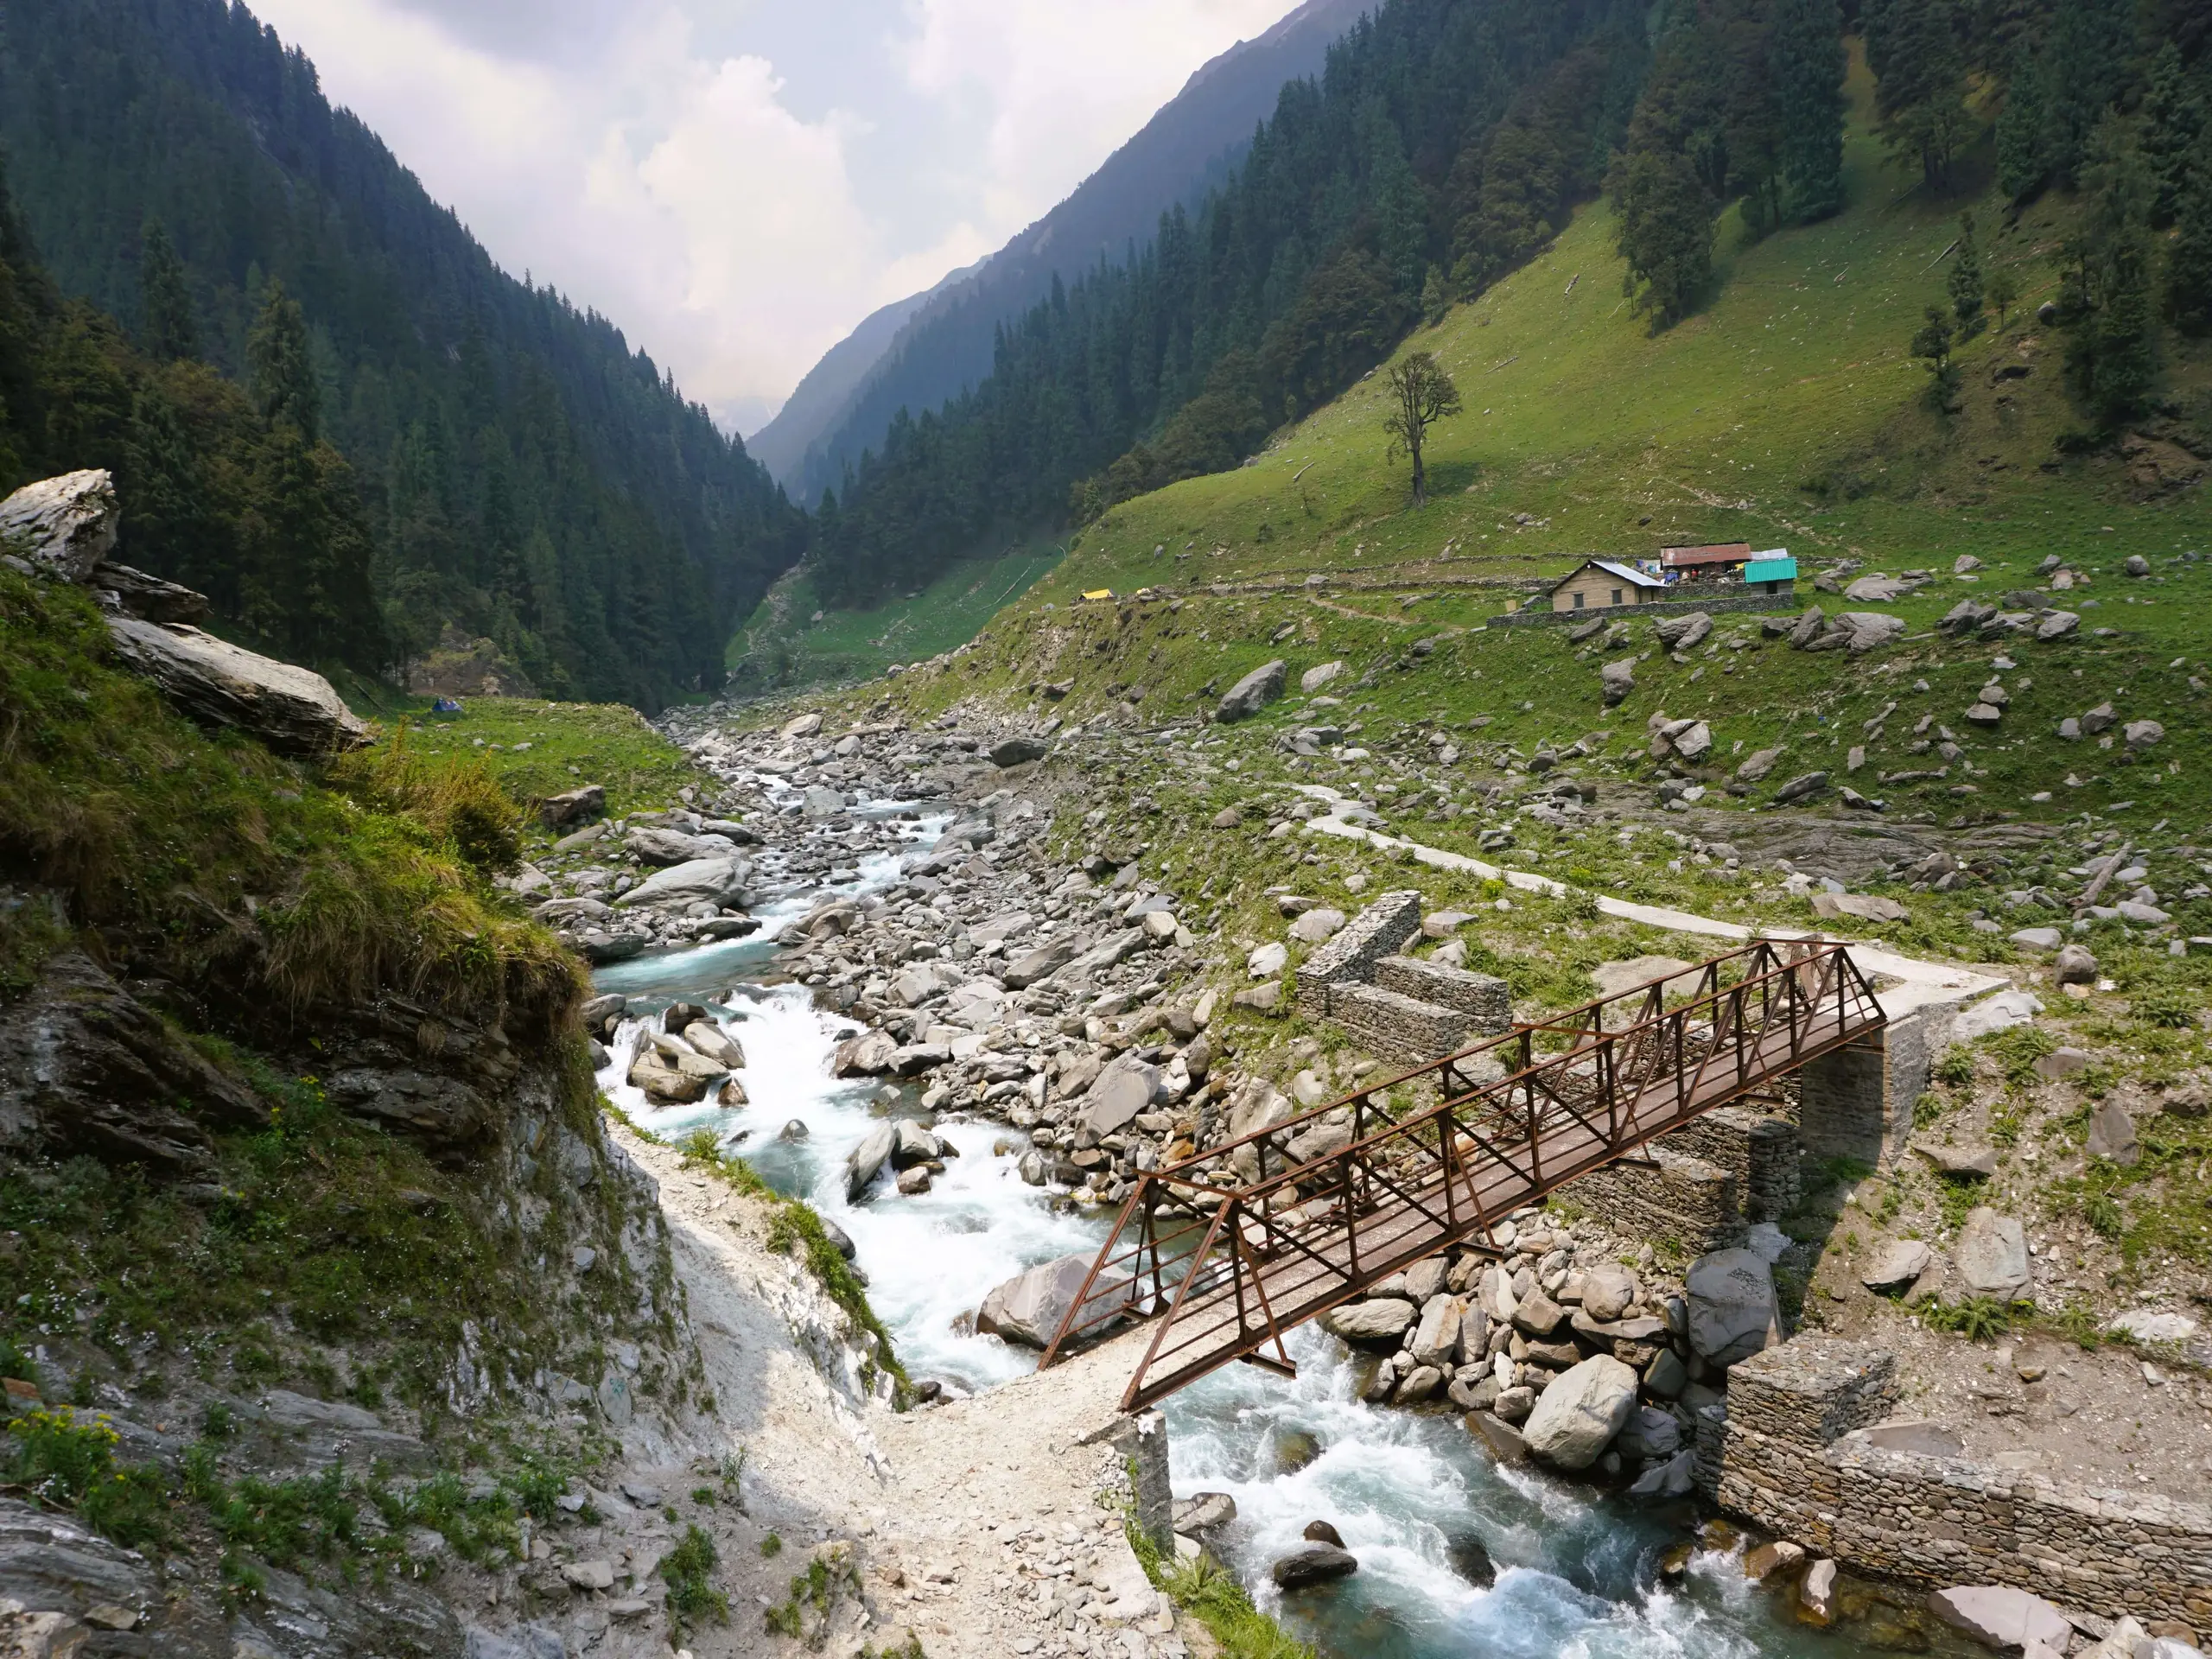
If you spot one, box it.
[1716,1338,2212,1629]
[1373,956,1513,1033]
[1328,983,1472,1065]
[1662,1107,1802,1223]
[1294,890,1424,1017]
[1563,1147,1745,1253]
[1484,592,1801,629]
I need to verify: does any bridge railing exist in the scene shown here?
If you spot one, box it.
[1037,938,1884,1407]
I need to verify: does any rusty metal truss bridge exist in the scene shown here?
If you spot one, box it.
[1036,939,1886,1411]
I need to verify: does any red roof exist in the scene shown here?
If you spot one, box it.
[1662,543,1753,569]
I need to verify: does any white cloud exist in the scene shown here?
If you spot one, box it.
[243,0,1300,429]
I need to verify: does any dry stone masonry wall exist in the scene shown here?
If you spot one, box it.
[1715,1338,2212,1629]
[1294,891,1513,1063]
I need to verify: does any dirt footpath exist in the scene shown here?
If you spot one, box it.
[616,1129,1202,1659]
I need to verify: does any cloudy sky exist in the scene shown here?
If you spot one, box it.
[245,0,1303,435]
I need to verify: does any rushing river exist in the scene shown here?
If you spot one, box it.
[590,839,1967,1659]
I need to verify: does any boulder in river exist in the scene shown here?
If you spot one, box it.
[845,1122,899,1202]
[1927,1586,2071,1651]
[1270,1544,1356,1590]
[612,855,747,909]
[1519,1355,1637,1469]
[1318,1298,1417,1348]
[976,1251,1119,1349]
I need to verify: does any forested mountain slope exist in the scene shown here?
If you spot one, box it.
[0,0,804,708]
[797,0,1668,613]
[753,0,1374,505]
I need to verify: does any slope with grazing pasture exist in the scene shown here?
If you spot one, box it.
[1040,55,2207,607]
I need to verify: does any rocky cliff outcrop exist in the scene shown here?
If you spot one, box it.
[0,470,372,755]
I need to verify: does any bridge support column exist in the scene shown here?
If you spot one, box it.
[1798,992,1956,1169]
[1131,1411,1174,1559]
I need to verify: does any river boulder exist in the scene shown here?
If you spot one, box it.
[1270,1544,1357,1589]
[613,855,747,909]
[845,1122,899,1202]
[1318,1299,1417,1348]
[1927,1586,2071,1651]
[1519,1355,1638,1470]
[976,1251,1115,1349]
[1685,1249,1778,1365]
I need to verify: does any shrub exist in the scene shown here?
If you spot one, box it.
[662,1522,729,1638]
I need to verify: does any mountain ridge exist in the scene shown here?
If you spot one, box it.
[749,0,1374,503]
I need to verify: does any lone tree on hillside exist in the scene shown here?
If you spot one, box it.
[1383,351,1462,507]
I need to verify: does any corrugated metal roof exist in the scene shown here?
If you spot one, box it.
[1661,542,1754,567]
[1743,556,1798,582]
[1583,558,1666,588]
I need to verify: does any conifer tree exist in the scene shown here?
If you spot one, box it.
[137,221,198,362]
[1772,0,1847,222]
[2168,129,2212,334]
[1948,213,1986,335]
[1866,0,1971,189]
[1614,149,1713,327]
[2141,42,2206,227]
[2059,114,2159,422]
[246,279,319,442]
[1997,46,2050,199]
[1911,304,1960,410]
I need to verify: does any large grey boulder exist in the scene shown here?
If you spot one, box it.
[1318,1299,1418,1348]
[1861,1238,1931,1294]
[105,617,372,756]
[845,1122,899,1202]
[832,1029,899,1077]
[1003,935,1082,988]
[1685,1249,1777,1364]
[1520,1355,1638,1469]
[1927,1586,2071,1651]
[613,856,747,909]
[1835,611,1907,652]
[1654,611,1713,651]
[988,734,1049,767]
[683,1022,747,1071]
[1217,659,1287,722]
[976,1251,1117,1349]
[626,826,737,867]
[1953,1208,2031,1301]
[1580,1262,1638,1321]
[89,559,210,623]
[1084,1058,1160,1136]
[1408,1296,1465,1367]
[1600,657,1637,706]
[0,469,118,580]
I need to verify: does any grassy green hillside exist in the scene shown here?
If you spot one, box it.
[728,538,1064,695]
[753,62,2212,877]
[1043,56,2204,603]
